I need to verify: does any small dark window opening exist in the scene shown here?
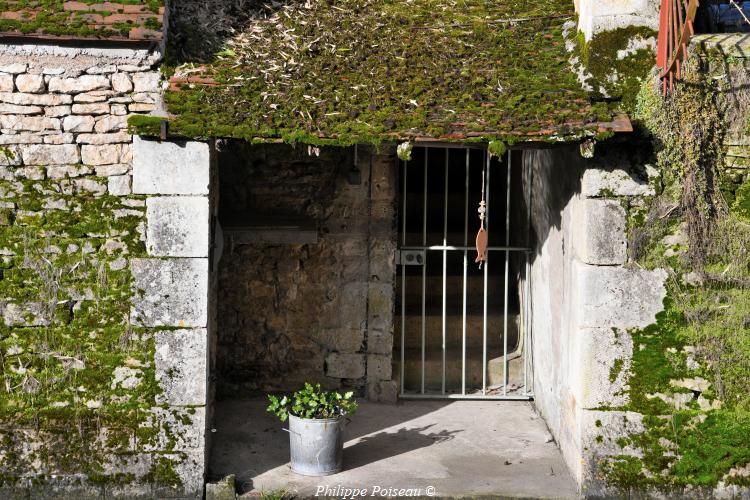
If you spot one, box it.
[695,1,750,34]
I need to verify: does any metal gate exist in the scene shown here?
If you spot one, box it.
[396,146,533,400]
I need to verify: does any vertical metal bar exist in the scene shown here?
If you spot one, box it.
[442,149,448,395]
[462,149,469,395]
[524,154,533,396]
[503,152,511,395]
[400,158,407,395]
[421,148,428,394]
[482,150,490,395]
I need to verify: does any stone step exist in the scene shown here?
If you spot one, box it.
[397,313,520,350]
[396,346,525,393]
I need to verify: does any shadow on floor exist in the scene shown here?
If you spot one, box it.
[208,398,579,499]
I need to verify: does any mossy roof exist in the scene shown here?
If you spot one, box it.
[162,0,627,146]
[0,1,165,41]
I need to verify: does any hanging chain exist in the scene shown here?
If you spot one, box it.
[478,164,486,230]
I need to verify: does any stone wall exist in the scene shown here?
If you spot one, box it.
[525,143,667,493]
[0,44,212,498]
[215,143,397,402]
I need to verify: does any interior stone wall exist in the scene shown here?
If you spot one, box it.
[215,142,397,402]
[525,143,667,493]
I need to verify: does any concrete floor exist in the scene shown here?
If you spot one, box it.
[208,398,579,499]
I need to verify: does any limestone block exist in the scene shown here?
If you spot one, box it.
[155,329,208,405]
[48,75,110,93]
[47,165,92,179]
[577,328,633,408]
[3,302,50,326]
[572,198,627,265]
[81,144,121,166]
[367,330,393,354]
[0,115,60,132]
[133,136,211,195]
[21,144,80,165]
[146,196,210,257]
[367,379,398,403]
[581,409,645,458]
[132,71,161,93]
[43,133,74,145]
[142,406,206,450]
[74,90,115,103]
[71,103,110,115]
[367,282,394,331]
[95,114,128,133]
[106,174,130,196]
[0,103,41,114]
[75,178,107,196]
[131,258,208,327]
[153,450,205,499]
[87,65,117,75]
[128,102,156,112]
[0,74,13,92]
[76,132,131,144]
[44,105,71,118]
[95,163,130,176]
[573,261,667,330]
[577,0,660,39]
[0,92,72,106]
[15,74,45,93]
[0,63,26,74]
[111,73,133,93]
[325,352,366,379]
[62,115,95,133]
[581,167,654,198]
[111,104,128,116]
[367,354,392,380]
[0,146,21,166]
[0,133,43,145]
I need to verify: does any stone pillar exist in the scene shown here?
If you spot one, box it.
[366,145,398,403]
[131,136,216,498]
[576,0,661,40]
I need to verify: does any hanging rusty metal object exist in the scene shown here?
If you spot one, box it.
[657,0,699,95]
[475,164,488,267]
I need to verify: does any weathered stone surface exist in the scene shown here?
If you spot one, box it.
[86,65,117,75]
[577,327,633,408]
[146,196,210,257]
[81,144,121,166]
[325,353,366,379]
[581,410,645,458]
[74,91,115,103]
[128,102,156,112]
[142,406,206,451]
[62,115,95,133]
[0,146,21,166]
[48,75,110,93]
[15,74,45,94]
[0,63,27,74]
[44,105,71,118]
[71,103,110,115]
[94,115,128,133]
[0,115,60,132]
[132,71,161,93]
[75,178,107,196]
[0,74,13,92]
[0,133,43,145]
[47,165,92,179]
[76,132,131,144]
[314,328,365,353]
[132,137,211,195]
[3,302,50,326]
[131,258,209,327]
[572,198,627,265]
[155,329,208,405]
[0,92,72,106]
[0,103,41,115]
[95,163,130,176]
[367,354,392,380]
[367,330,393,354]
[206,475,236,500]
[43,133,74,145]
[108,175,131,196]
[581,166,655,198]
[21,144,80,165]
[111,73,133,93]
[573,261,667,330]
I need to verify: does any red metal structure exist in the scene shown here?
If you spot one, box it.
[657,0,700,94]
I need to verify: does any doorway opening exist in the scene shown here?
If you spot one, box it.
[395,147,533,400]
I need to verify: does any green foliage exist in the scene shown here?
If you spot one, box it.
[127,115,164,136]
[159,0,616,145]
[267,383,358,422]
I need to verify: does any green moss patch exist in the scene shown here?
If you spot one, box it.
[158,0,617,145]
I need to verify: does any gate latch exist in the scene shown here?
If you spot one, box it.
[397,250,425,266]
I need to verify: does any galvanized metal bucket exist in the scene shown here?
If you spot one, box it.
[287,414,344,476]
